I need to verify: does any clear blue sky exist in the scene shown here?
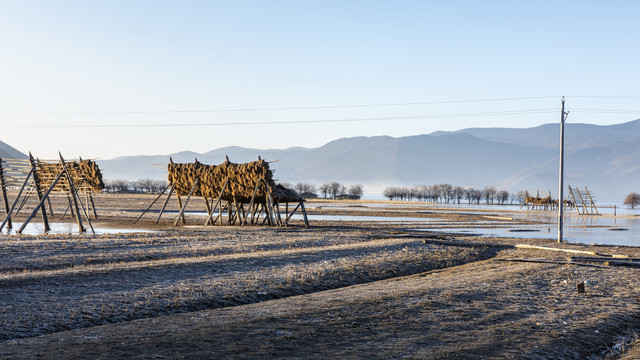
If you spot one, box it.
[1,1,639,159]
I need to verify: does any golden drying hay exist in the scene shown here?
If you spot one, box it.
[168,159,301,203]
[36,160,105,193]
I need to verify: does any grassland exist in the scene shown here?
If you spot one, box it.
[1,194,640,359]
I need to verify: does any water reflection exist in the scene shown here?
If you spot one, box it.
[1,222,157,235]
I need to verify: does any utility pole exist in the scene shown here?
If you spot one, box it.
[558,97,568,243]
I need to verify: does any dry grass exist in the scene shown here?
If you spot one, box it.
[3,195,640,359]
[0,226,496,342]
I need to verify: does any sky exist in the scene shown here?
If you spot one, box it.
[0,0,639,160]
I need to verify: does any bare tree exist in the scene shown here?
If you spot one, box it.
[348,184,364,197]
[328,182,342,199]
[104,179,130,193]
[383,187,396,200]
[467,188,483,204]
[319,183,330,198]
[452,186,465,204]
[483,186,497,204]
[496,190,510,205]
[295,182,316,195]
[624,192,640,209]
[151,180,169,194]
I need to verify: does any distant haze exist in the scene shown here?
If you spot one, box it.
[93,119,640,202]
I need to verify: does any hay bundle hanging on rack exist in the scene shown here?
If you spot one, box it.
[36,160,105,193]
[168,159,300,203]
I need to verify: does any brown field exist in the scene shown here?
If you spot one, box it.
[1,194,640,359]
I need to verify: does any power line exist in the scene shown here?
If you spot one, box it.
[0,96,559,116]
[1,95,637,117]
[566,95,640,99]
[572,108,640,114]
[1,108,557,128]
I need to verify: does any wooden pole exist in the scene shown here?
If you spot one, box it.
[17,170,64,234]
[15,190,32,215]
[205,177,229,226]
[246,179,263,225]
[134,183,170,224]
[261,204,270,226]
[300,201,310,227]
[212,202,228,226]
[207,202,225,225]
[59,153,90,233]
[585,187,599,215]
[284,202,302,224]
[0,168,33,232]
[0,158,13,229]
[173,178,199,226]
[232,199,242,225]
[155,185,174,224]
[46,196,55,216]
[576,188,588,215]
[66,194,76,219]
[253,203,263,225]
[29,153,50,231]
[89,193,98,219]
[204,197,212,218]
[61,202,71,219]
[263,179,277,226]
[274,202,283,227]
[176,194,185,224]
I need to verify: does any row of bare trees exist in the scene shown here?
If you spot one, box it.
[104,179,168,194]
[383,184,520,204]
[105,178,363,199]
[279,182,364,199]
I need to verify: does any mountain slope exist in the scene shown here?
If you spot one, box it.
[0,140,27,159]
[97,119,640,201]
[432,119,640,150]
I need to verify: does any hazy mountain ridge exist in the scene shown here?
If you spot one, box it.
[0,140,27,159]
[96,119,640,201]
[431,119,640,150]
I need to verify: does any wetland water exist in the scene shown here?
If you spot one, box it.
[421,214,640,247]
[0,222,157,235]
[311,202,640,246]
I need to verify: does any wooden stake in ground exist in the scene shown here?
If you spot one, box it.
[173,178,199,226]
[204,177,229,226]
[29,153,51,231]
[134,183,171,224]
[0,157,12,230]
[59,153,95,234]
[17,170,65,234]
[0,168,33,232]
[155,185,174,224]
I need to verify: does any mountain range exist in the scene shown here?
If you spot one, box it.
[2,119,639,201]
[0,140,27,160]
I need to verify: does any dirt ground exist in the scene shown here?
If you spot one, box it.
[1,194,640,359]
